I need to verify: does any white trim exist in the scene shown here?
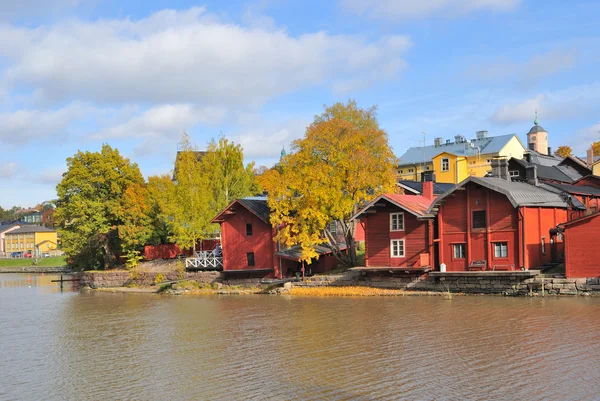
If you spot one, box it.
[389,212,405,231]
[390,239,405,258]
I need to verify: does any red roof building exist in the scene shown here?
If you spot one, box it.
[352,181,435,269]
[560,211,600,278]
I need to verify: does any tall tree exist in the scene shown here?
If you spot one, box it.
[260,100,398,267]
[118,183,154,268]
[201,136,259,220]
[55,145,144,269]
[167,133,213,251]
[555,146,573,158]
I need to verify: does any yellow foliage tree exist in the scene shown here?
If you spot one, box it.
[555,146,573,158]
[593,141,600,157]
[260,100,398,267]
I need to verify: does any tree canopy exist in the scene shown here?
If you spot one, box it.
[260,100,398,267]
[592,141,600,157]
[55,144,145,269]
[555,146,573,158]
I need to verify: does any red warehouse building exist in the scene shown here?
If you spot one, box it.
[351,181,435,269]
[211,197,341,278]
[560,211,600,278]
[428,160,584,272]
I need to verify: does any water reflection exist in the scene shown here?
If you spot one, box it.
[1,279,600,400]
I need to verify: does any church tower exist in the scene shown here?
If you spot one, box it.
[527,110,549,155]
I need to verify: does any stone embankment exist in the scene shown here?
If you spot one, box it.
[0,266,72,274]
[79,269,600,296]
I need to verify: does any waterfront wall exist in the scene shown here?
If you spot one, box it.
[0,266,72,274]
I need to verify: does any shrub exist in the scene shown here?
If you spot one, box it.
[154,273,165,285]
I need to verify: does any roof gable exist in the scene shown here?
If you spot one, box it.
[352,193,435,220]
[211,197,270,224]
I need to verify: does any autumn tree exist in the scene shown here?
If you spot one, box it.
[260,100,398,267]
[118,183,154,268]
[592,141,600,156]
[201,136,260,221]
[55,145,145,269]
[555,146,573,158]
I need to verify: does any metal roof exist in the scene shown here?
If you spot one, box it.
[555,165,586,182]
[398,134,521,165]
[352,193,436,220]
[398,180,456,195]
[527,125,547,134]
[0,222,20,234]
[8,225,56,234]
[274,243,348,261]
[211,197,270,224]
[428,176,582,213]
[542,182,600,196]
[526,150,561,166]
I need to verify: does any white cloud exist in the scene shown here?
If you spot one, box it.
[0,7,411,106]
[340,0,520,20]
[573,123,600,154]
[489,83,600,125]
[465,48,577,84]
[0,161,18,179]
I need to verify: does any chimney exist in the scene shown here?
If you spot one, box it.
[422,171,435,200]
[434,137,443,147]
[525,165,538,186]
[491,157,510,181]
[476,130,488,140]
[454,134,465,143]
[587,147,594,166]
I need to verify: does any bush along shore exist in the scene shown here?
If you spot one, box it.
[77,269,600,297]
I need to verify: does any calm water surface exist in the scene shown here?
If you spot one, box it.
[1,273,600,400]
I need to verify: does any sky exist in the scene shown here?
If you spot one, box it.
[1,0,599,208]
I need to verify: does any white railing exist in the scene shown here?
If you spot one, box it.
[185,251,223,270]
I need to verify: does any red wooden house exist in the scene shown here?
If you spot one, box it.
[560,211,600,278]
[211,197,342,278]
[428,160,584,271]
[351,181,435,269]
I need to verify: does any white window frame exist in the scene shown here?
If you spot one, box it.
[441,158,450,172]
[509,170,520,177]
[494,242,508,258]
[389,212,405,232]
[390,239,405,258]
[329,221,337,234]
[453,244,466,259]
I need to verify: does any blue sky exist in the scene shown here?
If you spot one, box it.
[1,0,599,208]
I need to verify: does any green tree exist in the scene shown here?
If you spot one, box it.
[260,100,398,267]
[201,136,260,222]
[55,145,144,269]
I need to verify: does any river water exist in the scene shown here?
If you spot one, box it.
[2,273,600,400]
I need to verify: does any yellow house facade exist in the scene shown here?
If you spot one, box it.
[592,160,600,176]
[398,132,527,185]
[4,226,58,255]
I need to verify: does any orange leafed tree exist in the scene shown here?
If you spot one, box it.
[593,141,600,156]
[260,100,398,267]
[555,145,573,158]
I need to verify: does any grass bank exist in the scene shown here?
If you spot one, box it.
[0,256,67,268]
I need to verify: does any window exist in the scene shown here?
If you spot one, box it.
[453,244,466,259]
[246,223,253,236]
[541,237,546,255]
[408,168,414,173]
[509,170,520,177]
[472,210,486,229]
[390,212,404,231]
[329,221,337,234]
[246,252,255,267]
[390,239,405,258]
[486,159,491,164]
[441,158,449,172]
[399,169,403,173]
[494,242,508,258]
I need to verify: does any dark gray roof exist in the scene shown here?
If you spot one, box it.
[237,197,270,223]
[527,150,561,166]
[8,225,55,234]
[274,243,348,261]
[398,134,522,165]
[527,125,547,134]
[542,182,600,196]
[398,180,456,195]
[429,176,583,213]
[555,165,586,182]
[0,222,20,233]
[513,158,574,183]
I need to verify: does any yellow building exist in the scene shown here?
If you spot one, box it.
[592,160,600,176]
[398,132,527,184]
[4,226,58,256]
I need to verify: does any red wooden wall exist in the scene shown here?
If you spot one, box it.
[144,244,183,260]
[362,202,431,267]
[564,213,600,278]
[220,207,279,277]
[522,207,567,269]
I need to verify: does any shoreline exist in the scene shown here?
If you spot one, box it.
[0,266,72,274]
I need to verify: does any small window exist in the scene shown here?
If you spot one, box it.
[408,168,413,173]
[247,252,255,267]
[541,237,546,255]
[390,239,405,258]
[472,210,486,229]
[246,223,253,236]
[453,244,466,259]
[509,170,520,177]
[486,159,491,164]
[390,212,404,231]
[329,221,337,234]
[400,169,403,173]
[441,158,450,172]
[494,242,508,258]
